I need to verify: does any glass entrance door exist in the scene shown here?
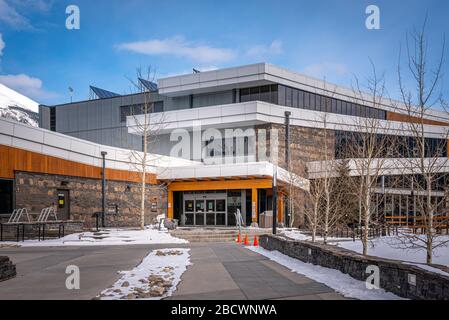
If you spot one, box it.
[183,192,228,226]
[195,199,205,225]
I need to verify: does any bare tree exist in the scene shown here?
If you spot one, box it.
[304,178,324,242]
[127,66,166,230]
[347,62,394,255]
[396,18,449,264]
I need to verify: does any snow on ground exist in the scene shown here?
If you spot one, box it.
[97,248,191,300]
[280,229,449,275]
[4,227,188,247]
[337,236,449,270]
[247,246,405,300]
[281,229,351,242]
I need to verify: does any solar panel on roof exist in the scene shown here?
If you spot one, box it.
[89,86,120,99]
[138,78,158,91]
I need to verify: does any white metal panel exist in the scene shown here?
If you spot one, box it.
[13,124,44,143]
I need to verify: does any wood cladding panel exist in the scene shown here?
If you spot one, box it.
[387,111,449,126]
[0,145,156,184]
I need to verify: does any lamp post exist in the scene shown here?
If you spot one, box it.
[101,151,107,228]
[284,111,291,227]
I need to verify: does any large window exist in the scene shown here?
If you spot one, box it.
[239,85,278,104]
[120,101,164,122]
[334,130,448,159]
[239,84,387,120]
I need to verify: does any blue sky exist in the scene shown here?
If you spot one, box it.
[0,0,448,106]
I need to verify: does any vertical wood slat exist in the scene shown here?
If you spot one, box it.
[0,145,156,184]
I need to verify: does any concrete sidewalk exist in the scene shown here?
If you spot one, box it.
[0,244,184,300]
[0,242,346,300]
[168,243,346,300]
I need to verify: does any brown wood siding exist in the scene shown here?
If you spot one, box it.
[387,111,449,126]
[0,145,156,184]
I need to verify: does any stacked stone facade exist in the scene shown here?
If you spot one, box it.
[255,124,335,227]
[14,171,167,229]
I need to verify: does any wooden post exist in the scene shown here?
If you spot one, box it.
[252,188,258,224]
[167,190,173,219]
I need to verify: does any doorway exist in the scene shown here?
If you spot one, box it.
[0,179,13,214]
[183,192,227,226]
[57,190,70,220]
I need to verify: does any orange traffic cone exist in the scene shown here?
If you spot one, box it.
[236,233,241,243]
[243,235,249,246]
[253,236,259,247]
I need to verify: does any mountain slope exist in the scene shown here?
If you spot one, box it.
[0,83,39,127]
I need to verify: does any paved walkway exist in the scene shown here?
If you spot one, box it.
[0,242,346,300]
[0,244,181,300]
[169,243,346,300]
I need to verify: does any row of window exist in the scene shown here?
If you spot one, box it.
[120,102,163,122]
[240,84,387,120]
[377,174,449,192]
[335,130,448,159]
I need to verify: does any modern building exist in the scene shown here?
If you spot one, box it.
[2,63,447,229]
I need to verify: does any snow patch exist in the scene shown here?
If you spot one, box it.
[0,83,39,126]
[4,227,188,247]
[98,248,191,300]
[247,246,406,300]
[337,236,449,268]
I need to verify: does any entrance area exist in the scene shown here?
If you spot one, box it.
[183,192,228,226]
[181,190,252,227]
[168,178,281,228]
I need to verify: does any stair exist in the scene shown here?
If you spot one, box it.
[170,227,271,243]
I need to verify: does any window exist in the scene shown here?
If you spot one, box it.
[304,92,310,109]
[260,85,270,102]
[298,90,304,108]
[50,107,56,131]
[336,100,342,114]
[154,101,164,113]
[250,87,260,101]
[270,85,278,104]
[285,87,293,107]
[310,93,316,110]
[292,89,298,108]
[331,99,337,113]
[278,85,286,106]
[315,95,322,111]
[240,88,250,102]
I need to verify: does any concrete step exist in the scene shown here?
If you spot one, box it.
[170,228,270,242]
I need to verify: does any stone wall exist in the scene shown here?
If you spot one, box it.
[260,235,449,300]
[255,124,335,228]
[0,256,16,282]
[14,171,167,229]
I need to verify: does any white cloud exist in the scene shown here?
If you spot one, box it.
[9,0,53,12]
[0,73,57,101]
[0,33,5,56]
[0,0,32,30]
[116,36,236,64]
[303,62,348,78]
[246,40,283,58]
